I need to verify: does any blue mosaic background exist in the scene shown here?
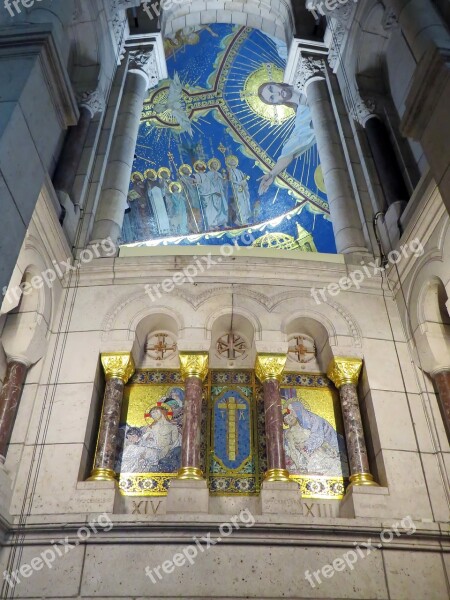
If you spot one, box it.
[122,24,336,253]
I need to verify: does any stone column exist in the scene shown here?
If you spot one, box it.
[295,55,367,254]
[89,352,135,481]
[431,369,450,439]
[327,357,377,487]
[0,358,29,464]
[53,91,105,202]
[178,352,208,480]
[255,354,290,482]
[90,49,159,247]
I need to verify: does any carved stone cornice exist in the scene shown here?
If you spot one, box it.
[128,49,159,89]
[351,95,377,127]
[77,90,105,116]
[327,357,362,388]
[179,352,209,381]
[255,354,287,383]
[101,352,135,382]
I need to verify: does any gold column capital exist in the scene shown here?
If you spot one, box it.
[101,352,135,382]
[179,352,209,381]
[327,357,363,388]
[255,353,287,383]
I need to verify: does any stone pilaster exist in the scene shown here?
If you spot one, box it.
[89,352,135,481]
[0,358,30,463]
[327,357,377,487]
[255,353,289,482]
[177,352,208,480]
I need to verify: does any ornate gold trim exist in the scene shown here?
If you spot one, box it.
[177,466,204,480]
[179,352,209,381]
[255,354,287,383]
[349,472,378,487]
[88,468,116,482]
[327,357,363,388]
[101,352,135,382]
[264,468,290,482]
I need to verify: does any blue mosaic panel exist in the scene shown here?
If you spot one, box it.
[122,24,336,253]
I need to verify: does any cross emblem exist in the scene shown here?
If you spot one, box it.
[217,396,247,460]
[288,335,315,363]
[145,333,177,360]
[216,333,247,360]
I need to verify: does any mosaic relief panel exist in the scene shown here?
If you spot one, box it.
[122,24,336,253]
[280,373,349,499]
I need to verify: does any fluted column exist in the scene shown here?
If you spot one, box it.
[178,352,208,480]
[327,357,377,487]
[352,96,409,209]
[255,353,289,482]
[0,358,30,464]
[431,369,450,440]
[90,49,159,247]
[89,352,135,481]
[295,55,366,254]
[53,91,105,203]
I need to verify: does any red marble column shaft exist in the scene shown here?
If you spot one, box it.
[339,383,371,476]
[432,370,450,439]
[0,360,28,463]
[263,378,287,472]
[93,377,125,472]
[180,376,203,470]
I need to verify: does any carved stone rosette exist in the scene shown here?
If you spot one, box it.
[88,352,135,481]
[255,354,289,482]
[327,357,377,487]
[178,352,209,480]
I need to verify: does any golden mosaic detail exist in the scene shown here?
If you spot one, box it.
[119,473,175,496]
[255,354,287,383]
[290,475,347,499]
[327,357,363,388]
[101,352,135,382]
[179,352,209,380]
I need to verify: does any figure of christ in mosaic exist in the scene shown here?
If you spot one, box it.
[225,155,252,226]
[257,83,316,195]
[192,160,227,230]
[140,405,182,471]
[144,169,171,236]
[282,393,349,477]
[178,164,204,232]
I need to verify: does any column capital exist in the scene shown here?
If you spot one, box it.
[179,352,209,381]
[294,54,326,95]
[327,357,363,388]
[351,95,378,127]
[128,49,159,90]
[77,90,105,117]
[255,353,287,383]
[5,355,32,369]
[100,352,135,382]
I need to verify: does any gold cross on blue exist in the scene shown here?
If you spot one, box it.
[218,396,247,460]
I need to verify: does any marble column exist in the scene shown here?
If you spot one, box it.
[178,352,208,480]
[255,354,290,482]
[295,56,367,254]
[90,49,159,247]
[0,358,29,464]
[89,352,135,481]
[53,91,105,203]
[352,96,409,209]
[431,369,450,439]
[327,357,377,486]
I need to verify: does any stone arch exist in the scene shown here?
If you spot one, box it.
[161,0,295,44]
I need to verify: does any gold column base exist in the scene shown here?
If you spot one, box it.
[264,468,290,482]
[177,466,204,480]
[349,472,378,487]
[88,468,116,482]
